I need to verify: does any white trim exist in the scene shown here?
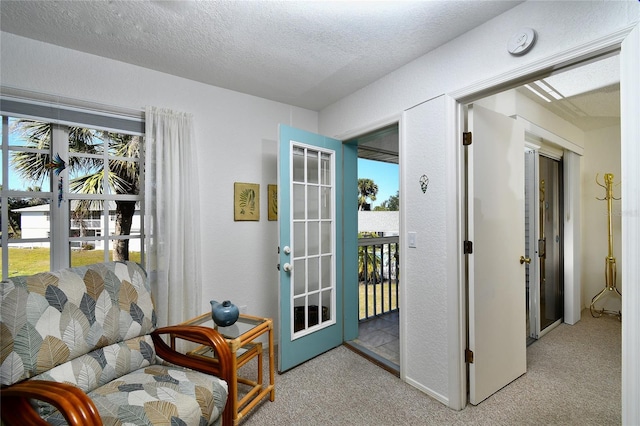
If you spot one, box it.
[538,146,564,162]
[563,151,581,325]
[536,318,563,340]
[620,23,640,426]
[0,86,144,120]
[524,149,539,337]
[516,116,583,156]
[450,25,635,103]
[0,88,144,136]
[449,24,638,412]
[50,125,69,269]
[447,95,466,411]
[404,376,450,406]
[398,111,408,382]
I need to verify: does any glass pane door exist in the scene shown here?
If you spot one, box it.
[525,152,564,341]
[291,145,335,337]
[539,156,563,332]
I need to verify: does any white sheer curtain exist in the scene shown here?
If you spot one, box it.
[145,107,201,327]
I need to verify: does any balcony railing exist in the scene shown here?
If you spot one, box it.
[358,236,399,321]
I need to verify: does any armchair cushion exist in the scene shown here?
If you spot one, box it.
[42,365,227,426]
[1,261,154,385]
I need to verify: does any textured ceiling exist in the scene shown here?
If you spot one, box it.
[0,0,521,111]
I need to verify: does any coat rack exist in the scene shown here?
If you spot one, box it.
[589,173,621,319]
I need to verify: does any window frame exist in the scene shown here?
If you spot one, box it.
[1,96,145,279]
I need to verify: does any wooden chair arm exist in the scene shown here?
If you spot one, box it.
[151,325,234,426]
[0,380,102,426]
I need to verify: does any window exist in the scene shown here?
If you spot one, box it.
[1,97,144,279]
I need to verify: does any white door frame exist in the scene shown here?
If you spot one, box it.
[519,118,582,329]
[445,24,639,416]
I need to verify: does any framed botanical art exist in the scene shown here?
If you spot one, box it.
[234,182,260,221]
[267,184,278,221]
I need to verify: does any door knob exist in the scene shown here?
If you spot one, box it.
[283,263,293,272]
[520,256,531,264]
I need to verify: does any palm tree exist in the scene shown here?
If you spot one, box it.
[10,120,141,261]
[358,232,381,284]
[357,178,378,211]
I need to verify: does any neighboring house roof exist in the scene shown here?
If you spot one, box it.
[12,201,140,213]
[11,204,50,213]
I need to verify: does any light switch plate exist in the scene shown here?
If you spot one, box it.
[408,232,417,248]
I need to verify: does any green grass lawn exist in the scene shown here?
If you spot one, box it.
[0,248,141,277]
[3,248,392,320]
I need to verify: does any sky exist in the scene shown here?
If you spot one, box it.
[4,121,400,205]
[357,158,399,208]
[1,128,34,191]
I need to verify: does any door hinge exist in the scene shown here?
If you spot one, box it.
[465,348,474,364]
[463,240,473,254]
[463,132,472,146]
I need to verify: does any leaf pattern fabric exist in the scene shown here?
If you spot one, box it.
[41,365,226,426]
[1,261,154,384]
[12,322,42,372]
[45,285,68,313]
[0,261,227,425]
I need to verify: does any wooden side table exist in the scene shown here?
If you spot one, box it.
[176,313,275,425]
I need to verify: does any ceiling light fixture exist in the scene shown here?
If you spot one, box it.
[524,83,551,102]
[535,80,564,100]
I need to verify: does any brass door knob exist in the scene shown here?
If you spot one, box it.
[520,256,531,264]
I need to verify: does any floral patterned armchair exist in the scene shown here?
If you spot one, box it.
[0,261,232,425]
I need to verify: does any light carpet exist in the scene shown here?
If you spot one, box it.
[239,311,620,425]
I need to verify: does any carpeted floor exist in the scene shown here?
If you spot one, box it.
[239,310,621,425]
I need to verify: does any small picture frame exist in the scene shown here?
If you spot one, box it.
[234,182,260,221]
[268,184,278,221]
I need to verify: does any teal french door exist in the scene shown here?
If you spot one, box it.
[277,125,357,372]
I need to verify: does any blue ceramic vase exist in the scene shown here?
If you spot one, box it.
[210,300,239,327]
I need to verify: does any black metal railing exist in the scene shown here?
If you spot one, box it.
[358,236,399,321]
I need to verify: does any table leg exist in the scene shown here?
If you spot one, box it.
[231,350,238,425]
[257,344,263,387]
[268,321,275,401]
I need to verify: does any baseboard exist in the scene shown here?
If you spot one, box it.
[404,376,450,407]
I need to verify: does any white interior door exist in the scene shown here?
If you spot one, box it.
[467,104,527,405]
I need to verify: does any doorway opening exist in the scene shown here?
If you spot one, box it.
[343,123,400,376]
[463,51,621,405]
[525,152,564,345]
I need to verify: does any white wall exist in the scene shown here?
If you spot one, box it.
[581,125,622,312]
[2,0,638,417]
[401,96,453,405]
[0,32,318,325]
[318,0,638,412]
